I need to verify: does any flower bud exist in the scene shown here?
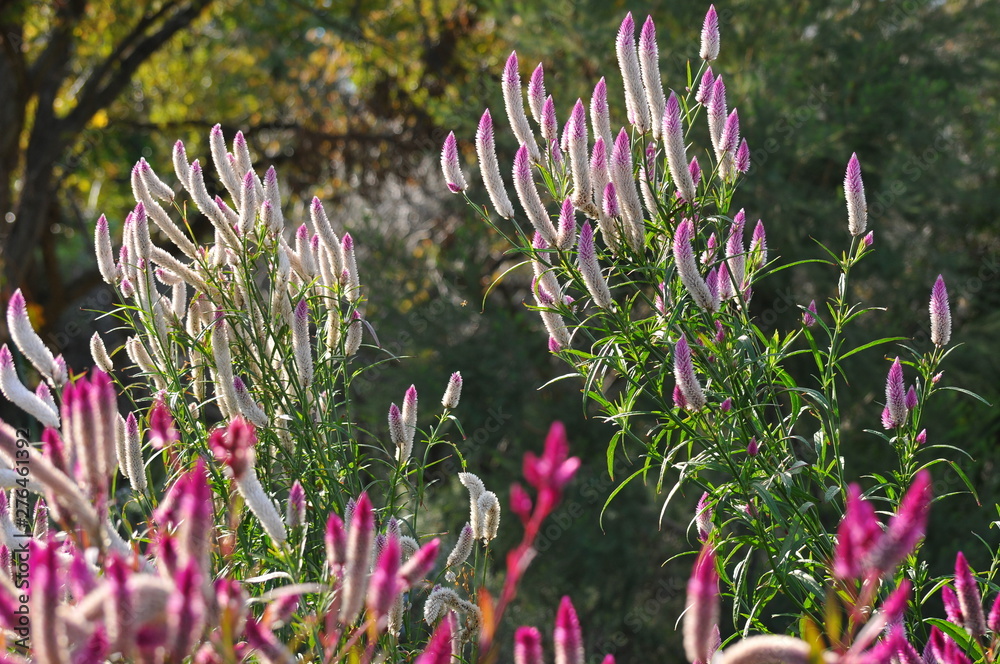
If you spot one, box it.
[287,480,306,530]
[441,132,468,193]
[441,372,462,410]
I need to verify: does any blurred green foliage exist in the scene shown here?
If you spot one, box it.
[2,0,999,657]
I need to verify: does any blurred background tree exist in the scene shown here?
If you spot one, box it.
[1,0,998,657]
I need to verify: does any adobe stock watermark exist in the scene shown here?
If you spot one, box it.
[10,427,33,649]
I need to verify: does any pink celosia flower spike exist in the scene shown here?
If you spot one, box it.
[616,13,651,133]
[0,345,60,428]
[399,537,440,587]
[883,357,908,429]
[639,17,666,140]
[941,585,964,625]
[700,5,720,61]
[717,109,741,181]
[954,552,987,637]
[557,198,577,252]
[514,145,558,245]
[325,512,347,573]
[735,138,750,174]
[696,68,715,105]
[674,336,707,411]
[695,492,713,542]
[287,480,306,529]
[7,289,60,385]
[441,132,467,194]
[930,275,951,347]
[988,590,1000,632]
[683,543,719,664]
[673,219,718,313]
[803,300,818,327]
[527,64,546,125]
[707,76,728,154]
[340,491,376,625]
[567,100,592,210]
[441,371,462,410]
[477,110,516,219]
[416,613,454,664]
[515,626,545,664]
[554,596,584,664]
[750,219,767,270]
[832,484,881,580]
[845,152,867,236]
[502,52,541,162]
[95,214,117,285]
[869,469,932,575]
[609,129,644,252]
[368,534,402,628]
[542,96,559,151]
[578,222,613,310]
[664,92,697,204]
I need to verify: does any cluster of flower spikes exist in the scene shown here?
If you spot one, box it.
[935,550,1000,664]
[679,470,933,664]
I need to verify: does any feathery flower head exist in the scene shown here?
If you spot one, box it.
[502,51,540,162]
[578,221,613,309]
[845,153,867,236]
[528,64,546,123]
[884,357,908,429]
[557,198,577,251]
[477,110,516,219]
[590,78,612,150]
[515,626,545,664]
[955,551,987,637]
[523,422,580,498]
[325,512,347,572]
[399,537,440,587]
[477,491,501,542]
[832,483,881,580]
[696,68,715,105]
[869,469,932,575]
[150,397,179,449]
[683,543,719,664]
[674,335,707,411]
[695,492,713,542]
[735,138,750,173]
[210,417,257,480]
[674,219,718,313]
[368,534,402,623]
[416,611,454,664]
[930,275,951,347]
[700,5,720,61]
[441,371,462,409]
[942,585,964,626]
[750,219,767,269]
[689,156,702,187]
[602,182,620,218]
[905,386,918,411]
[664,91,697,204]
[287,481,306,529]
[555,596,584,664]
[863,230,874,248]
[441,132,467,193]
[616,12,651,132]
[638,16,666,139]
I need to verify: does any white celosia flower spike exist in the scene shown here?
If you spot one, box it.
[95,215,117,285]
[7,290,61,386]
[477,491,500,543]
[441,371,463,410]
[459,472,486,537]
[844,153,867,236]
[0,346,60,428]
[513,145,558,245]
[578,222,613,310]
[663,92,697,204]
[476,110,516,219]
[292,299,314,388]
[502,52,541,162]
[590,78,614,153]
[700,5,720,61]
[567,100,592,211]
[616,13,651,133]
[445,523,475,581]
[90,332,114,374]
[210,124,241,203]
[674,219,719,313]
[441,132,468,193]
[638,17,666,140]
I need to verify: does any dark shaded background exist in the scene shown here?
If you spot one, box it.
[1,0,998,657]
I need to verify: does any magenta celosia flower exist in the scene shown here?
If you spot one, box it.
[325,512,347,573]
[863,230,874,248]
[720,398,732,413]
[868,469,932,575]
[955,552,987,637]
[554,596,584,664]
[700,5,720,61]
[523,422,581,518]
[988,591,1000,632]
[510,483,533,525]
[602,182,620,219]
[674,219,718,313]
[557,198,577,251]
[750,219,767,270]
[590,78,613,152]
[832,484,882,580]
[368,534,402,625]
[701,232,718,265]
[542,96,559,150]
[340,491,376,624]
[664,92,696,204]
[723,209,746,298]
[845,153,867,236]
[696,67,714,105]
[695,492,713,542]
[166,561,205,661]
[683,543,719,664]
[942,585,964,626]
[416,612,454,664]
[803,300,818,327]
[514,144,558,245]
[930,275,951,347]
[905,385,918,411]
[735,138,750,173]
[210,417,256,480]
[707,76,728,152]
[916,429,927,446]
[399,537,440,587]
[515,626,545,664]
[884,358,908,429]
[674,336,706,411]
[616,13,650,133]
[287,480,306,530]
[638,16,665,139]
[747,437,759,457]
[502,52,540,161]
[609,129,643,250]
[441,132,467,193]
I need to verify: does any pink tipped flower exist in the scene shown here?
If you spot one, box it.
[696,68,715,105]
[720,398,732,413]
[515,626,544,664]
[905,386,918,411]
[150,398,179,450]
[514,144,558,245]
[523,422,581,516]
[340,492,376,624]
[542,96,558,150]
[368,534,402,624]
[845,153,867,236]
[287,481,306,529]
[441,371,462,409]
[750,219,767,269]
[602,182,620,218]
[708,76,728,151]
[735,138,750,173]
[578,222,613,310]
[417,613,454,664]
[803,300,818,327]
[664,92,696,204]
[616,13,650,133]
[747,437,759,456]
[7,289,59,385]
[477,110,516,219]
[567,100,591,208]
[528,64,546,124]
[399,537,440,587]
[832,483,882,580]
[502,51,540,161]
[674,336,706,411]
[700,5,720,61]
[987,591,1000,632]
[557,198,577,251]
[674,219,718,313]
[884,358,908,429]
[916,429,927,445]
[683,543,719,664]
[942,585,964,625]
[95,214,116,285]
[441,132,467,193]
[638,16,666,139]
[930,275,951,347]
[325,512,347,572]
[510,483,533,525]
[695,492,713,542]
[869,470,932,575]
[863,230,874,248]
[554,596,584,664]
[955,552,987,637]
[609,130,643,249]
[590,78,612,152]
